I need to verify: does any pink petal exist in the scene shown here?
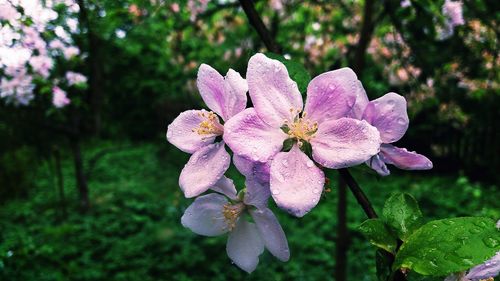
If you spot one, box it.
[224,108,287,163]
[211,176,237,200]
[226,220,264,273]
[166,109,216,153]
[181,193,229,236]
[380,144,433,170]
[366,154,390,176]
[250,208,290,262]
[465,251,500,280]
[311,118,381,169]
[304,68,359,124]
[179,142,230,198]
[347,80,369,120]
[247,53,303,127]
[243,178,270,209]
[270,145,325,217]
[197,64,226,118]
[233,155,271,185]
[223,69,248,120]
[362,92,409,143]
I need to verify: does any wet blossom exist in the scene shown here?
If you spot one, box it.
[224,53,381,217]
[181,176,289,273]
[351,91,432,176]
[166,64,248,198]
[52,86,70,108]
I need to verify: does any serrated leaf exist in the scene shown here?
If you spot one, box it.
[382,193,424,241]
[359,219,398,254]
[394,217,500,276]
[265,52,311,93]
[376,249,393,281]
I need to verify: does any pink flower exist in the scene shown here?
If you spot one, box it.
[223,53,381,217]
[52,86,70,108]
[400,0,411,7]
[0,3,21,21]
[181,176,289,273]
[29,55,53,78]
[349,91,433,176]
[166,64,248,198]
[170,3,180,13]
[0,69,35,105]
[63,46,80,59]
[65,71,87,85]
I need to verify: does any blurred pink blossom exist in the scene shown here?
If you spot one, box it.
[66,71,87,85]
[52,86,70,108]
[443,0,465,27]
[170,3,180,13]
[29,55,54,78]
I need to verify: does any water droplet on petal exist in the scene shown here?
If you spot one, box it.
[306,160,314,168]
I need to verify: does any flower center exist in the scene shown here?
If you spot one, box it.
[222,202,245,231]
[283,109,318,146]
[193,111,224,136]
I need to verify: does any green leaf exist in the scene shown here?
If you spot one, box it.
[382,193,424,241]
[375,249,393,281]
[265,52,311,93]
[359,219,398,254]
[393,217,500,276]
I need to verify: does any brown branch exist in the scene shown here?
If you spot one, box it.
[352,0,377,74]
[238,0,282,54]
[338,168,378,219]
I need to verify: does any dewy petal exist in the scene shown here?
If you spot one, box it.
[247,53,303,127]
[380,144,433,170]
[211,176,237,200]
[224,108,287,162]
[366,154,390,176]
[465,251,500,280]
[346,80,369,120]
[226,220,265,273]
[197,64,226,118]
[243,178,270,209]
[222,69,248,120]
[181,193,229,236]
[270,145,325,217]
[304,68,359,124]
[233,155,271,185]
[362,92,409,143]
[166,109,216,153]
[311,118,381,169]
[249,208,290,262]
[179,142,230,198]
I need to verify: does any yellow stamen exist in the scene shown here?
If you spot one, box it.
[286,110,318,142]
[222,202,245,231]
[192,111,224,136]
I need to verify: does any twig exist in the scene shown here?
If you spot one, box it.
[238,0,282,54]
[338,168,378,219]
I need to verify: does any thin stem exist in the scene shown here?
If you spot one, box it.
[338,168,378,219]
[238,0,282,54]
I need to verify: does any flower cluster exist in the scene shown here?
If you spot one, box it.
[0,0,86,107]
[167,53,432,272]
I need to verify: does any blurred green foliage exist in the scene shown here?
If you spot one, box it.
[0,142,498,280]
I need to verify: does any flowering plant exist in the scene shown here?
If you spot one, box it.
[166,52,500,278]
